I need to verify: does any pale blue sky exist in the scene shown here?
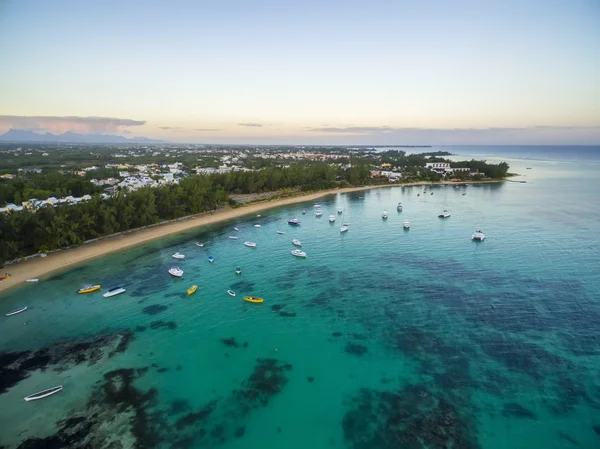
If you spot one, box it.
[0,0,598,144]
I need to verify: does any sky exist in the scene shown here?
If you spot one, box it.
[0,0,599,145]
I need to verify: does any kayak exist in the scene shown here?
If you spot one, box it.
[187,285,198,295]
[6,306,27,317]
[227,290,236,297]
[243,296,264,304]
[24,385,62,402]
[77,285,101,294]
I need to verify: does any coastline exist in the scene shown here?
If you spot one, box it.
[0,180,503,294]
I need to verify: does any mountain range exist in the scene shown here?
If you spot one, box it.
[0,129,163,144]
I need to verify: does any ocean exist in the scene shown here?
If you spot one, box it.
[1,146,599,449]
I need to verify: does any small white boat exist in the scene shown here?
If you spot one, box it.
[227,290,236,297]
[382,210,388,219]
[397,202,403,211]
[172,252,185,259]
[26,279,39,283]
[337,207,343,214]
[254,224,261,228]
[403,221,410,229]
[291,249,307,258]
[6,306,27,317]
[472,230,486,241]
[438,210,451,219]
[340,224,349,233]
[256,214,261,217]
[103,287,126,298]
[169,267,184,277]
[208,256,215,263]
[195,242,204,247]
[292,239,302,247]
[24,385,62,402]
[229,236,238,240]
[313,204,321,208]
[288,218,301,226]
[244,241,257,248]
[276,231,285,235]
[329,214,336,222]
[315,210,323,217]
[234,227,239,231]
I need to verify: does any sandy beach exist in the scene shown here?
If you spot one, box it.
[0,181,502,294]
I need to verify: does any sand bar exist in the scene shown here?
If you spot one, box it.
[0,181,503,294]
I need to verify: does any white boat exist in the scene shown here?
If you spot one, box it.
[228,236,238,240]
[24,385,62,402]
[276,231,285,235]
[244,241,257,248]
[397,202,403,211]
[103,287,126,298]
[337,207,343,214]
[195,242,204,247]
[291,249,307,258]
[169,267,184,277]
[227,290,236,297]
[26,279,39,283]
[208,256,215,263]
[329,214,336,222]
[6,306,27,317]
[313,204,321,208]
[288,218,301,226]
[292,239,302,247]
[340,224,349,233]
[315,210,323,217]
[403,221,410,229]
[234,227,239,231]
[382,210,388,219]
[172,252,185,259]
[472,230,486,241]
[438,210,451,219]
[254,224,261,228]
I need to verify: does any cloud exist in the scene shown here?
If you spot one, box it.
[238,122,264,127]
[158,126,184,131]
[194,128,219,131]
[307,126,395,134]
[0,115,146,135]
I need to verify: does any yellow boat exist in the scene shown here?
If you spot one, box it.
[243,296,264,304]
[77,285,101,294]
[187,285,198,295]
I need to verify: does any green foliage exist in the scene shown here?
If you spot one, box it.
[450,160,509,178]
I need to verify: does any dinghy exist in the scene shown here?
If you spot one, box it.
[24,385,62,402]
[172,252,185,259]
[103,286,126,298]
[77,285,101,294]
[227,290,236,297]
[254,224,261,228]
[276,231,285,235]
[244,241,257,248]
[243,296,264,304]
[187,285,198,295]
[6,306,27,317]
[234,227,239,231]
[195,242,204,247]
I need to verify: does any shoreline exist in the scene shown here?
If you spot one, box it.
[0,180,503,294]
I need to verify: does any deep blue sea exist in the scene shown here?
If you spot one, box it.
[1,146,599,449]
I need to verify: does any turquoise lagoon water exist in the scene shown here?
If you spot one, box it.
[1,147,600,448]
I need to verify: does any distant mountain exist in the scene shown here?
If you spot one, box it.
[0,129,163,144]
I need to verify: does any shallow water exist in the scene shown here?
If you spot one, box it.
[1,147,600,449]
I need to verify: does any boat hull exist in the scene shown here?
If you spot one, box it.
[243,296,264,304]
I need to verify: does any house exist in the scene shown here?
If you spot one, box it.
[380,170,402,181]
[425,162,451,171]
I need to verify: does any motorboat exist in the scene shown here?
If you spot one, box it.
[169,267,184,277]
[292,239,302,247]
[77,285,101,294]
[235,266,242,274]
[403,221,410,229]
[243,296,264,304]
[234,227,239,231]
[340,224,349,233]
[302,210,306,215]
[227,290,236,297]
[228,236,238,240]
[291,249,307,258]
[208,256,215,263]
[187,285,198,295]
[329,214,336,222]
[24,385,62,402]
[256,214,261,217]
[472,230,486,241]
[6,306,27,317]
[254,224,261,228]
[172,252,185,259]
[244,241,257,248]
[195,242,204,247]
[315,210,323,217]
[103,286,126,298]
[438,210,451,219]
[337,207,343,214]
[26,279,39,283]
[382,210,388,219]
[288,218,301,226]
[276,231,285,235]
[397,202,403,211]
[313,204,321,208]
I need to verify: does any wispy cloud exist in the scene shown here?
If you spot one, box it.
[238,122,264,128]
[194,128,219,131]
[158,126,184,131]
[0,115,146,134]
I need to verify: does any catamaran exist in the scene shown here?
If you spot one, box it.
[472,230,486,241]
[438,210,451,219]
